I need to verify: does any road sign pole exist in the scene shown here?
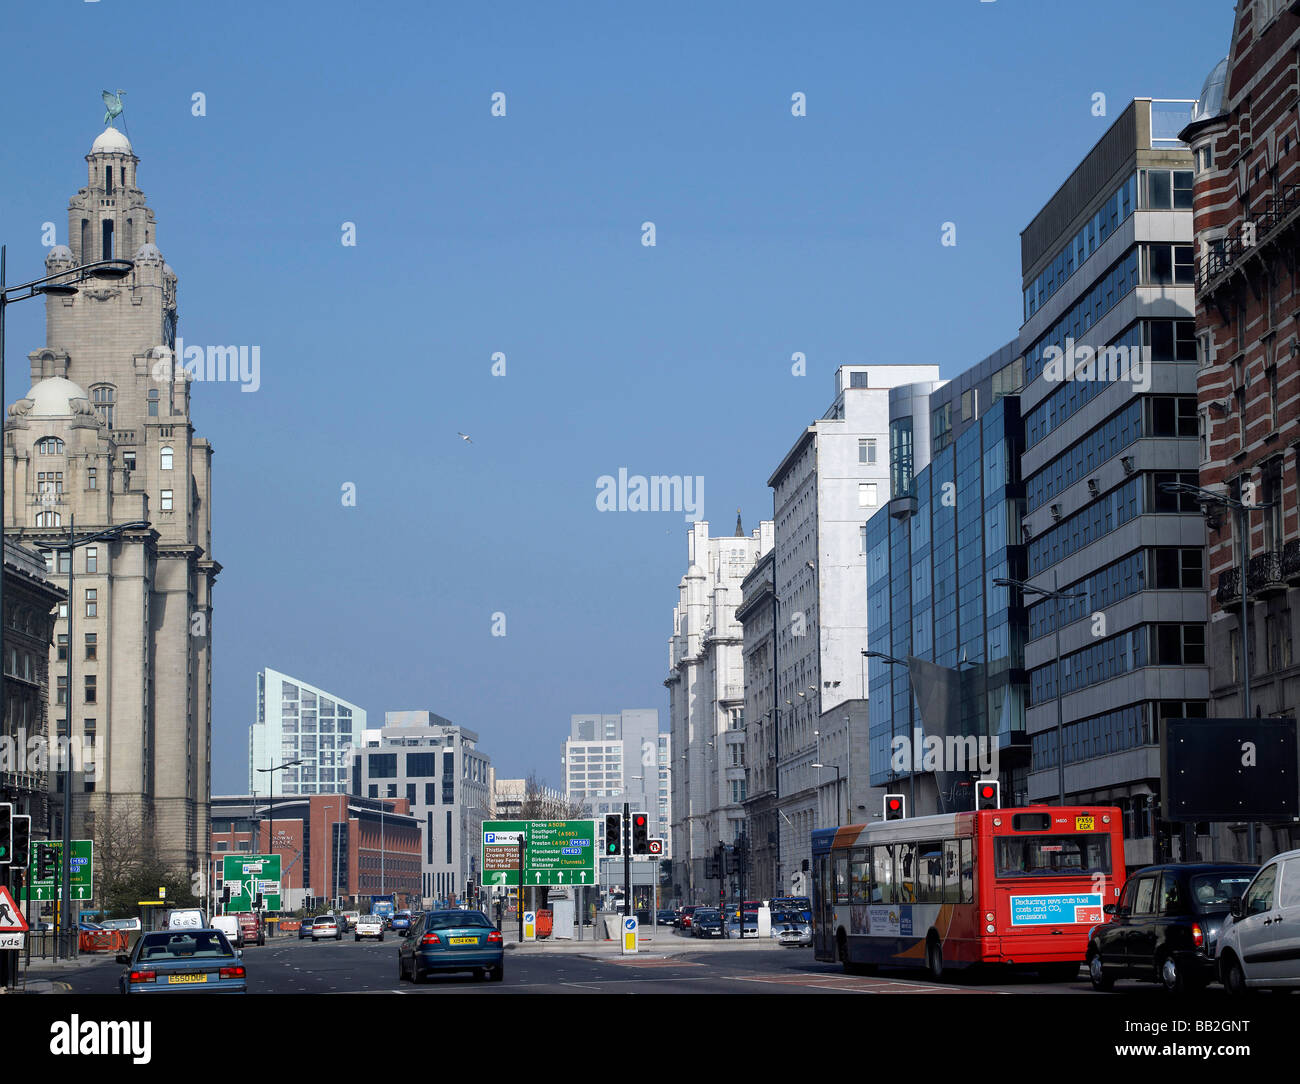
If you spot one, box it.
[517,835,524,943]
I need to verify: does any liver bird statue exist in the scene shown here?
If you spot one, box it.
[102,89,126,127]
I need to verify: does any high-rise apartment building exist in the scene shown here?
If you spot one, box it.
[248,667,366,796]
[562,710,661,835]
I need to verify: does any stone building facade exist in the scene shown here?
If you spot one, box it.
[2,125,218,874]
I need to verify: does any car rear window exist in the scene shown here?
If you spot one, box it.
[138,932,233,959]
[423,912,492,930]
[1190,873,1255,913]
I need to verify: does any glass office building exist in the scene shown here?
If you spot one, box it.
[865,346,1029,813]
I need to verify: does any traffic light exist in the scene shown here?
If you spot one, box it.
[975,779,1000,811]
[11,815,30,868]
[705,858,719,879]
[604,813,622,855]
[0,803,10,864]
[631,811,650,855]
[36,842,58,879]
[884,794,906,821]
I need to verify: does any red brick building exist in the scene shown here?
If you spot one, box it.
[1184,0,1300,860]
[211,793,421,909]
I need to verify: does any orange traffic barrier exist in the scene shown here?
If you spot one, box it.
[281,920,301,932]
[79,929,128,953]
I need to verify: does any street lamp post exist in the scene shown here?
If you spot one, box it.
[255,758,301,928]
[0,247,132,964]
[38,518,148,959]
[993,573,1085,807]
[1160,480,1274,863]
[863,651,918,813]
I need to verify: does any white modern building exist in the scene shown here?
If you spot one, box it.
[248,667,367,796]
[767,365,940,892]
[665,514,773,903]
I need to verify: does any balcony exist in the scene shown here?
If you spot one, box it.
[1248,551,1286,600]
[1199,181,1300,296]
[1215,567,1242,607]
[1283,540,1300,586]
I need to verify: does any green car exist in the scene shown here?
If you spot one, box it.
[397,909,504,983]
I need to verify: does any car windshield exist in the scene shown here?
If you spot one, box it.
[1190,873,1255,913]
[422,912,492,930]
[137,932,233,960]
[995,834,1112,877]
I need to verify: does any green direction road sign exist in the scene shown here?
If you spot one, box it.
[18,840,93,902]
[222,854,282,912]
[481,820,598,888]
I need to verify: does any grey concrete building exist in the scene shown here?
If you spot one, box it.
[1017,98,1207,868]
[351,712,491,905]
[562,709,661,836]
[4,125,218,874]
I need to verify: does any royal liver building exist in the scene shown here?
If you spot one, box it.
[2,123,218,875]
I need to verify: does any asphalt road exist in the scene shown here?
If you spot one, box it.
[54,935,1235,996]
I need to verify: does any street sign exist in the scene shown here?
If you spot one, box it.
[647,838,664,856]
[0,885,28,932]
[0,933,24,950]
[481,820,598,888]
[523,910,536,941]
[622,915,638,955]
[16,840,93,902]
[222,854,282,912]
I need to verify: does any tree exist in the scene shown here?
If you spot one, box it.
[88,802,198,918]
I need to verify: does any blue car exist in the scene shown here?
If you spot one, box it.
[397,909,503,983]
[390,910,413,934]
[118,929,247,994]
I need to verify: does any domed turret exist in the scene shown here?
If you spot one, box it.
[90,127,132,156]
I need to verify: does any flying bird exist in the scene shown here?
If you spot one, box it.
[102,90,126,127]
[458,432,473,443]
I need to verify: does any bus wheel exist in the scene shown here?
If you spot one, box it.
[925,935,944,981]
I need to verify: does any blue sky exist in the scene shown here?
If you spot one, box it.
[0,0,1231,792]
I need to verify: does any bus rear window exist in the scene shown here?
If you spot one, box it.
[995,835,1111,878]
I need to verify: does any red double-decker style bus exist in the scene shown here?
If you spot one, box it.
[811,804,1126,980]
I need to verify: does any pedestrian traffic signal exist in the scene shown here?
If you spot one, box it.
[11,815,30,868]
[604,813,622,855]
[0,803,10,864]
[975,779,1000,810]
[884,794,906,821]
[631,811,650,855]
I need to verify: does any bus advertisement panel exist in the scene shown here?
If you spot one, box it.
[812,805,1125,981]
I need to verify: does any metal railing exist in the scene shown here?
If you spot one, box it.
[1215,566,1242,607]
[1282,539,1300,583]
[1248,551,1285,596]
[1199,181,1300,293]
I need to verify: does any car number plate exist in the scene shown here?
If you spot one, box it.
[1075,816,1095,831]
[167,973,208,984]
[448,937,477,945]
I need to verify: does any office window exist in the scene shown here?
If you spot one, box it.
[160,489,174,511]
[961,388,977,421]
[57,634,68,661]
[85,589,97,618]
[85,633,97,660]
[84,675,97,704]
[85,547,97,574]
[859,483,878,507]
[56,675,67,706]
[859,438,878,464]
[160,446,173,471]
[87,467,97,490]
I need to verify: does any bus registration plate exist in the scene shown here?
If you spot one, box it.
[1075,816,1095,831]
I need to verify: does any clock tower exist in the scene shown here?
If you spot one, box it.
[4,124,217,877]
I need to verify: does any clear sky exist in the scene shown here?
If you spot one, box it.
[0,0,1232,793]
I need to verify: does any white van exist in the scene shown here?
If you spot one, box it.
[1217,847,1300,992]
[211,914,241,946]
